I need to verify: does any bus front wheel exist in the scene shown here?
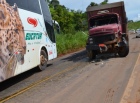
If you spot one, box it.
[39,50,48,71]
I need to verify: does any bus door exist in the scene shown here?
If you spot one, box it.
[40,0,57,59]
[45,25,57,60]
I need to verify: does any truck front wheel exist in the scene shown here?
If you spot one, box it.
[87,50,97,60]
[118,46,129,57]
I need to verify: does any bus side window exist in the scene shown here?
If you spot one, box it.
[40,0,56,43]
[6,0,28,11]
[45,21,56,43]
[6,0,41,14]
[27,0,41,14]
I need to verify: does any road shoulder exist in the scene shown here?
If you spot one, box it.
[120,54,140,103]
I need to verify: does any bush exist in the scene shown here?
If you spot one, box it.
[56,31,88,55]
[128,21,140,30]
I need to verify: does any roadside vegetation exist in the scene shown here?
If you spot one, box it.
[56,31,88,55]
[128,21,140,30]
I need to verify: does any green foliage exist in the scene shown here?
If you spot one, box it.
[56,31,88,55]
[49,1,87,33]
[128,21,140,30]
[89,0,108,7]
[100,0,108,5]
[89,2,98,6]
[50,0,59,8]
[46,0,50,3]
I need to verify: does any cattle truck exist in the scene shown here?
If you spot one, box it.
[86,1,129,59]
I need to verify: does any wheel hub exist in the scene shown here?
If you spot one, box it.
[40,55,46,65]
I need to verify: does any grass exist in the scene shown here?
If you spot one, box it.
[128,21,140,30]
[56,31,88,55]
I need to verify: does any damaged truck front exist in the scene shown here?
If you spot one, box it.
[86,1,129,59]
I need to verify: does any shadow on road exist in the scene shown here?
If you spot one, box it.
[61,48,122,63]
[132,37,137,39]
[61,50,87,62]
[0,64,52,92]
[61,49,119,64]
[89,53,120,63]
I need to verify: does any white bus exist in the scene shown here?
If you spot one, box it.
[0,0,57,82]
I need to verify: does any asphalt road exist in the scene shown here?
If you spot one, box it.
[0,34,140,103]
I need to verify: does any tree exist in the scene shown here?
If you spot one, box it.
[50,0,59,8]
[89,2,98,6]
[49,1,88,33]
[46,0,50,3]
[128,20,133,23]
[88,0,109,7]
[100,0,108,5]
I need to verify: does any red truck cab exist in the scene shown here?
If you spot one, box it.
[86,1,129,59]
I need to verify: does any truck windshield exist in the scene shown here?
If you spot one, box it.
[89,14,118,28]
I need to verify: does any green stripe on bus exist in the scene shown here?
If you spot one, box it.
[26,33,42,40]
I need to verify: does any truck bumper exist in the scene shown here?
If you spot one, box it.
[86,44,100,51]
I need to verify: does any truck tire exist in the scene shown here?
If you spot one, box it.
[39,50,48,71]
[118,46,129,57]
[87,50,96,60]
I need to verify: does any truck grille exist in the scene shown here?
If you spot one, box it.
[91,34,115,44]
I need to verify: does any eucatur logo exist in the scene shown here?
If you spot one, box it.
[27,17,38,27]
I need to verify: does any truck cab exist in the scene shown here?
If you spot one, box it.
[86,1,129,60]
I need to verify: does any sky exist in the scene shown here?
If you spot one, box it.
[58,0,140,21]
